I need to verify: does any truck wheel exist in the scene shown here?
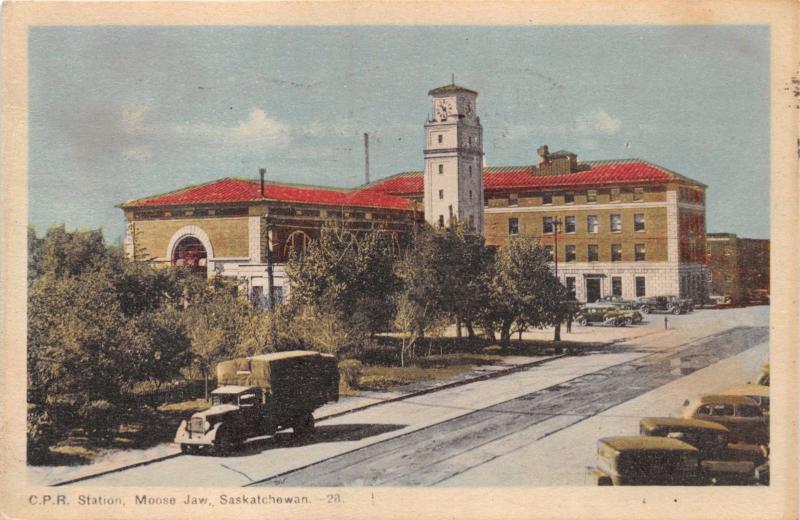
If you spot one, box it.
[215,429,234,456]
[671,306,681,315]
[640,306,650,315]
[625,317,633,326]
[578,318,588,326]
[293,413,315,438]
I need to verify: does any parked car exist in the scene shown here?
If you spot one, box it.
[640,417,765,485]
[718,385,769,416]
[746,288,770,305]
[682,394,769,445]
[757,364,770,386]
[636,295,692,315]
[586,436,702,485]
[175,351,339,454]
[576,306,627,327]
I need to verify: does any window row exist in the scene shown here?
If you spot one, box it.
[508,214,646,235]
[564,275,647,298]
[503,187,647,207]
[541,243,647,262]
[436,164,476,177]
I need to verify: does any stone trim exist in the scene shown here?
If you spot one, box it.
[165,225,216,269]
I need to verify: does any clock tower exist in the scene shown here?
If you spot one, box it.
[423,83,485,234]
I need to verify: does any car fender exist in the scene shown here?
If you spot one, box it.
[174,420,225,445]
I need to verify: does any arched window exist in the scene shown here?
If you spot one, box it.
[172,236,207,274]
[283,230,311,259]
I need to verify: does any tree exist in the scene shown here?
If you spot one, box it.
[395,226,447,345]
[485,235,570,346]
[27,226,193,445]
[393,291,424,367]
[285,222,400,356]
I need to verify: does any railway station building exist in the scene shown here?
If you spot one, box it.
[121,83,709,304]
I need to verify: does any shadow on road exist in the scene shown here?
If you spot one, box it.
[227,423,407,456]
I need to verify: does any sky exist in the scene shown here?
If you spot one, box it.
[28,25,770,242]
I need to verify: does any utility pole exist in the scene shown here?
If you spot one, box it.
[553,217,562,343]
[261,168,275,312]
[364,133,370,184]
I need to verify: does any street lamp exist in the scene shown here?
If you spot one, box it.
[553,216,562,277]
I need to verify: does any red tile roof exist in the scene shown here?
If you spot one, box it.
[122,178,415,210]
[122,160,702,211]
[360,159,704,197]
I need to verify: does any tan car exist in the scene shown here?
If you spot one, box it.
[640,417,766,485]
[683,395,768,445]
[718,385,769,416]
[586,436,701,486]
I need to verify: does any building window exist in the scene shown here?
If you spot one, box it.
[437,134,443,144]
[610,188,621,202]
[611,243,622,262]
[469,214,475,228]
[565,245,576,262]
[468,136,473,146]
[587,215,599,234]
[509,193,518,206]
[544,245,554,261]
[438,164,444,174]
[635,243,646,262]
[588,244,599,262]
[543,216,555,234]
[469,190,473,200]
[564,192,575,204]
[610,214,622,232]
[564,216,576,233]
[439,189,444,200]
[635,276,646,297]
[634,213,645,232]
[634,187,644,201]
[543,193,553,205]
[587,190,597,203]
[612,277,622,297]
[565,276,576,298]
[469,165,473,176]
[508,217,519,236]
[438,215,444,228]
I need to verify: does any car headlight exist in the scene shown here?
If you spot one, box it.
[204,420,211,432]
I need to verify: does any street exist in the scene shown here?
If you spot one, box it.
[57,306,769,487]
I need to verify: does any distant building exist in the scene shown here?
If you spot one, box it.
[706,233,770,303]
[121,82,710,304]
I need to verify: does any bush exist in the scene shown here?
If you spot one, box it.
[338,359,364,389]
[78,400,117,443]
[27,406,57,464]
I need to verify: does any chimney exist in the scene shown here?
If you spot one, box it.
[259,168,266,197]
[364,133,370,184]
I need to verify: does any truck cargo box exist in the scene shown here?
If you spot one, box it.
[216,350,339,409]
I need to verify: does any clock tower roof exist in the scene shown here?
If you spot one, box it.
[427,84,478,96]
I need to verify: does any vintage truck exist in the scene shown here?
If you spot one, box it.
[175,350,339,454]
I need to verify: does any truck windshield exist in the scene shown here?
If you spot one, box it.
[211,394,238,406]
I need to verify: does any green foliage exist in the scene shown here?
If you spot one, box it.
[482,235,570,345]
[27,225,194,446]
[285,223,399,356]
[78,400,117,443]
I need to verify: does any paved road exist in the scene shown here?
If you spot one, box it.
[67,306,769,488]
[254,325,768,487]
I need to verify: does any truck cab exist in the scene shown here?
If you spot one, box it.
[175,386,266,454]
